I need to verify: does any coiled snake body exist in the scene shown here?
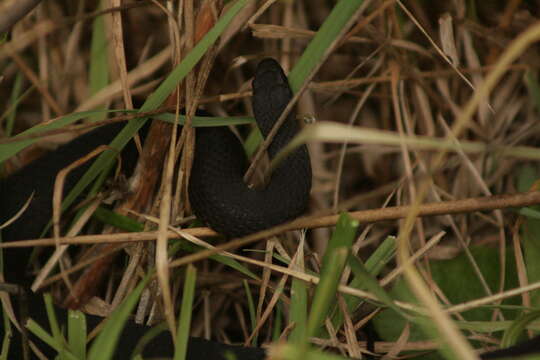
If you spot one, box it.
[0,58,309,359]
[189,58,311,237]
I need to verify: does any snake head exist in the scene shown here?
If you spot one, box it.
[252,58,290,92]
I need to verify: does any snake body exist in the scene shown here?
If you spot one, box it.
[1,59,311,243]
[0,58,309,359]
[189,58,311,237]
[0,58,523,359]
[1,59,311,277]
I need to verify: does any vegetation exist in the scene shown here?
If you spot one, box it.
[2,0,540,359]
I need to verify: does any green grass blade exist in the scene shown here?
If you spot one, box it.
[288,232,311,345]
[0,112,252,165]
[25,319,77,360]
[347,255,402,315]
[246,0,364,153]
[523,219,540,306]
[25,318,57,349]
[67,309,87,360]
[501,310,540,348]
[43,293,63,350]
[288,0,364,93]
[243,279,257,345]
[88,273,152,360]
[332,236,396,329]
[174,264,197,360]
[364,235,396,275]
[308,213,357,338]
[321,213,357,264]
[156,114,253,126]
[519,207,540,219]
[306,248,349,340]
[288,274,308,344]
[210,253,259,280]
[525,71,540,113]
[88,0,109,123]
[0,109,134,164]
[93,207,145,232]
[244,128,263,157]
[272,301,284,342]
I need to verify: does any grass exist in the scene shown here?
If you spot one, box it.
[2,0,540,359]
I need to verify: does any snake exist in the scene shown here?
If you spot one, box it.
[0,58,533,359]
[0,58,307,359]
[189,57,311,237]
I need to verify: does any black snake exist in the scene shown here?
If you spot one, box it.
[0,58,533,359]
[0,58,309,359]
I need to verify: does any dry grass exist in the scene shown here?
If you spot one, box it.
[2,0,540,359]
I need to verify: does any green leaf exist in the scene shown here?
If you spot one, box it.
[321,213,357,263]
[93,207,144,232]
[156,114,253,127]
[364,235,397,275]
[244,128,264,158]
[516,165,538,193]
[174,265,197,360]
[309,213,357,338]
[140,0,250,113]
[88,0,109,123]
[331,232,395,332]
[44,293,64,351]
[243,279,258,345]
[288,266,308,344]
[523,219,540,307]
[372,246,520,358]
[525,71,540,114]
[25,319,77,360]
[67,310,87,360]
[347,255,402,315]
[272,301,284,342]
[288,0,364,93]
[0,109,133,164]
[307,248,349,339]
[501,310,540,348]
[519,207,540,220]
[0,112,253,165]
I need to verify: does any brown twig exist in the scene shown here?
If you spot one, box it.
[4,190,539,250]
